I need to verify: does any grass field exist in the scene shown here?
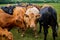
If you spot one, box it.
[0,3,60,40]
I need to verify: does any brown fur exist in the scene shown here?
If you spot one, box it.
[0,6,27,37]
[24,7,41,38]
[0,6,26,29]
[14,6,26,29]
[0,27,13,40]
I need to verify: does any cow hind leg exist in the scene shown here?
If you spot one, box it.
[33,26,38,38]
[39,22,43,33]
[43,25,48,40]
[21,28,26,37]
[52,25,58,40]
[21,30,25,37]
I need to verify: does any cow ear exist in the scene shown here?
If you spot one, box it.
[36,14,41,18]
[24,14,29,17]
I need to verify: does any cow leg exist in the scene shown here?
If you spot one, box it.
[51,25,58,40]
[7,25,13,31]
[17,28,26,37]
[21,28,26,37]
[16,28,20,33]
[33,25,38,38]
[43,25,48,40]
[8,27,13,31]
[21,30,25,37]
[52,27,56,40]
[39,22,42,33]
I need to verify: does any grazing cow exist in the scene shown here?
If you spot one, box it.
[0,6,16,30]
[1,4,15,15]
[24,7,41,38]
[0,27,13,40]
[38,4,58,40]
[1,6,15,15]
[13,6,27,37]
[0,5,26,35]
[0,6,26,30]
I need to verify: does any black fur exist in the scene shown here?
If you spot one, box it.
[38,7,58,40]
[1,6,15,15]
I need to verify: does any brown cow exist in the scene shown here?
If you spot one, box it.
[0,4,41,38]
[13,5,41,37]
[24,7,41,38]
[0,5,27,37]
[0,8,16,29]
[0,27,13,40]
[13,6,27,37]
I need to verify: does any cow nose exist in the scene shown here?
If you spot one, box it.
[3,34,6,37]
[30,24,35,28]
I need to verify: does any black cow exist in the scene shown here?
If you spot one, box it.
[1,6,15,15]
[38,6,58,40]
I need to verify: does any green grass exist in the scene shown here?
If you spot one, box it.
[0,3,60,40]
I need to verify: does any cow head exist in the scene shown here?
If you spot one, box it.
[24,13,41,28]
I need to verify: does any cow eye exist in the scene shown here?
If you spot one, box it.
[26,15,29,17]
[24,14,29,17]
[36,16,38,18]
[36,14,40,18]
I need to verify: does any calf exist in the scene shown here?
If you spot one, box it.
[13,6,27,37]
[24,7,41,38]
[38,4,58,40]
[0,5,26,37]
[1,4,15,15]
[0,6,26,36]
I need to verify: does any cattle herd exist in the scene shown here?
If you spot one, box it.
[0,3,58,40]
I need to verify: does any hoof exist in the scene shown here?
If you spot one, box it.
[21,34,24,37]
[38,31,41,34]
[18,29,20,33]
[35,35,38,38]
[55,34,58,37]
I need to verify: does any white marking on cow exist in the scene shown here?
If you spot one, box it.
[25,7,39,15]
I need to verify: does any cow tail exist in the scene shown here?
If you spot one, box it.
[56,22,59,30]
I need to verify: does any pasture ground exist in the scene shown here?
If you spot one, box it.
[0,3,60,40]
